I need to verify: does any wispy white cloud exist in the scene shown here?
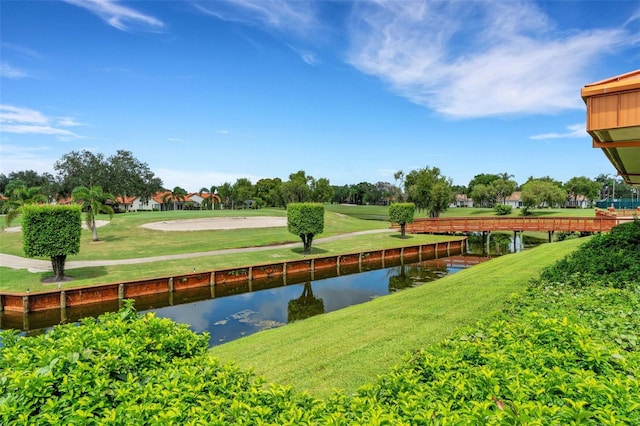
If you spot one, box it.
[62,0,164,32]
[346,1,632,118]
[1,42,43,60]
[0,144,56,174]
[1,62,28,79]
[530,123,588,140]
[0,105,85,140]
[192,0,317,36]
[287,44,319,65]
[192,0,322,64]
[56,117,87,127]
[168,138,184,143]
[215,130,230,135]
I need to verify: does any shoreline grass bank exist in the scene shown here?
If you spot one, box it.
[210,238,586,398]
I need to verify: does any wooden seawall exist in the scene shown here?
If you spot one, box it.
[0,239,466,316]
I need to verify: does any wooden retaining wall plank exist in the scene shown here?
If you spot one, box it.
[1,239,467,314]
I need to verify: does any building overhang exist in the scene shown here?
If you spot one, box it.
[582,69,640,186]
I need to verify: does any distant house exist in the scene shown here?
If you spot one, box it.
[187,192,221,209]
[565,195,590,209]
[114,195,136,212]
[123,192,171,211]
[504,192,523,209]
[450,194,473,208]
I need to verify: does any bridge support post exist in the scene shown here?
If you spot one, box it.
[548,231,554,243]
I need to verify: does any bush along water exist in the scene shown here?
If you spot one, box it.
[1,221,639,424]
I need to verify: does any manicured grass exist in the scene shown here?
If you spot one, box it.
[325,204,597,220]
[0,205,592,292]
[0,208,388,260]
[210,237,586,398]
[0,231,456,293]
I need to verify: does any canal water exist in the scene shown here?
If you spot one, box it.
[148,255,481,347]
[1,232,547,346]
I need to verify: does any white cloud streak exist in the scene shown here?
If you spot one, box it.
[194,1,634,118]
[1,62,27,79]
[0,105,84,140]
[193,0,321,64]
[192,0,317,36]
[530,123,588,140]
[63,0,164,32]
[1,43,43,60]
[346,1,631,118]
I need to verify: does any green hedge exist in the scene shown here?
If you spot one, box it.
[541,219,640,287]
[22,204,82,258]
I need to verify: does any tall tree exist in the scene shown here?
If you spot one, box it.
[71,185,115,241]
[54,150,109,197]
[281,170,312,204]
[470,183,492,208]
[310,177,334,203]
[254,178,283,207]
[467,173,501,196]
[403,166,453,217]
[232,178,254,208]
[565,176,600,207]
[108,150,163,208]
[521,178,567,210]
[218,182,233,209]
[1,171,58,201]
[491,177,518,205]
[331,185,351,204]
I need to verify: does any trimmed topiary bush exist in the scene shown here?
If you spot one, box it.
[287,203,324,254]
[22,204,82,281]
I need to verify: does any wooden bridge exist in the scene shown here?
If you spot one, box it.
[394,217,628,235]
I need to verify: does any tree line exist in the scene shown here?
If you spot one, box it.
[1,150,634,220]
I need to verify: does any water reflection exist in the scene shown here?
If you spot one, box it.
[148,257,480,347]
[388,263,448,292]
[466,232,546,256]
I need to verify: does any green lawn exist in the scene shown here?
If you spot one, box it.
[210,237,586,398]
[0,213,454,292]
[0,205,593,292]
[325,204,597,220]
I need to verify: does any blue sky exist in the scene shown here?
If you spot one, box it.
[1,1,639,192]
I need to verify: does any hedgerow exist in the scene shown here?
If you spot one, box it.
[2,222,639,424]
[540,219,640,287]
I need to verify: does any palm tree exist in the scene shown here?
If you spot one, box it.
[71,185,115,241]
[162,186,188,211]
[198,185,219,210]
[5,185,47,226]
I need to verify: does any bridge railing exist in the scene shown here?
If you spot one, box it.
[596,207,640,218]
[392,217,623,234]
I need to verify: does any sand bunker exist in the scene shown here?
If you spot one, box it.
[140,216,287,232]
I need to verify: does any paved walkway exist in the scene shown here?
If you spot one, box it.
[0,229,395,273]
